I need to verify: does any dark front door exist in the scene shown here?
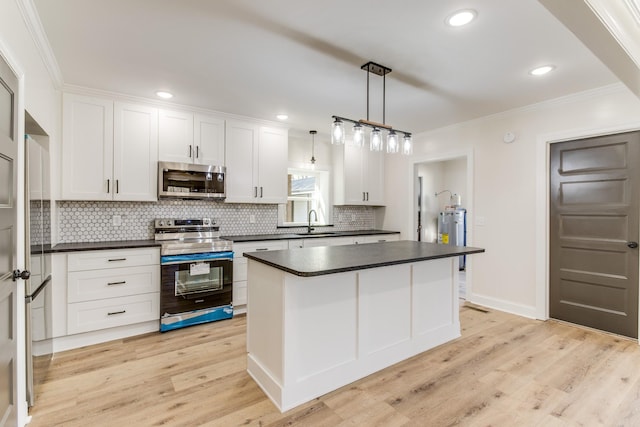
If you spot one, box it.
[550,131,640,338]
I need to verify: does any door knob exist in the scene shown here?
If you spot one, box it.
[627,242,638,249]
[12,269,31,281]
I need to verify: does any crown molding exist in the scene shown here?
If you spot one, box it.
[16,0,63,88]
[62,83,289,129]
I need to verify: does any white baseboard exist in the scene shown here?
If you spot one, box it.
[468,293,538,319]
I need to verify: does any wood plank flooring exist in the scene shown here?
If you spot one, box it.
[27,304,640,426]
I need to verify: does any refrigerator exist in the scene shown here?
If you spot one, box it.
[437,208,466,270]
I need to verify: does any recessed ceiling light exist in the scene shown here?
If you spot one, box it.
[529,65,555,76]
[446,9,477,27]
[156,91,173,99]
[276,114,289,120]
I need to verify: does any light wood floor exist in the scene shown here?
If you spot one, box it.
[28,304,640,427]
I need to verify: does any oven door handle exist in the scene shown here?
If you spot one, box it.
[160,257,233,266]
[160,252,234,265]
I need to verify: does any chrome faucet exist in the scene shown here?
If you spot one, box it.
[308,209,318,233]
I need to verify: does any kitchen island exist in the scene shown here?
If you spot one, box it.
[244,240,484,412]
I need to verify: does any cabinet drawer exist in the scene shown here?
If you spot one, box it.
[233,281,247,306]
[67,292,159,334]
[68,248,159,271]
[68,265,159,303]
[233,241,288,258]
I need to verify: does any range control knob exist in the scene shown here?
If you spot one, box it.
[158,221,164,227]
[167,220,173,226]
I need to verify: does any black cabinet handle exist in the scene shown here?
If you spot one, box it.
[107,310,126,316]
[108,258,127,262]
[628,242,638,249]
[107,281,126,286]
[107,179,110,193]
[196,146,199,158]
[189,145,192,158]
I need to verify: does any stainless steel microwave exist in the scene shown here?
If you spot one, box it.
[158,161,226,200]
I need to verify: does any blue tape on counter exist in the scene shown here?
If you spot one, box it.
[161,251,234,264]
[160,305,234,332]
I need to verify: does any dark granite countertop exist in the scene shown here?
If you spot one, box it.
[243,240,485,277]
[49,240,160,253]
[222,229,400,242]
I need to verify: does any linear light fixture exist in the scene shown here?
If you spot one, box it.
[331,61,412,155]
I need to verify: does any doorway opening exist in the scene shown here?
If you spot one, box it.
[414,153,471,299]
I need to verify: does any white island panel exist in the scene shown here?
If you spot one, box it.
[247,255,465,412]
[359,264,411,356]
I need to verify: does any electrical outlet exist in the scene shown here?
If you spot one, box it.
[112,215,122,226]
[249,215,256,223]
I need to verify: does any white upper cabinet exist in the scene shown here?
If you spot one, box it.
[225,120,287,203]
[257,126,288,203]
[113,103,159,201]
[158,109,194,163]
[61,93,158,201]
[333,144,385,206]
[62,94,114,201]
[194,113,225,165]
[158,110,225,166]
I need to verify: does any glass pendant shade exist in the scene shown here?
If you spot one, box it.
[402,134,413,155]
[386,131,399,154]
[331,118,345,145]
[370,128,383,151]
[352,123,365,147]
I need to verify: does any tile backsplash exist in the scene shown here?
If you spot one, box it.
[57,200,376,243]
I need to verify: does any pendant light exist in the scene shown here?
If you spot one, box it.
[352,123,365,147]
[331,61,413,155]
[309,130,317,167]
[331,117,345,145]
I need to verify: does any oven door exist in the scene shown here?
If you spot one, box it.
[160,252,233,315]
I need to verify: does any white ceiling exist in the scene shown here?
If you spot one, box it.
[33,0,621,137]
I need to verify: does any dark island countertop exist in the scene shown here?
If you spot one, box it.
[221,229,399,243]
[244,240,485,277]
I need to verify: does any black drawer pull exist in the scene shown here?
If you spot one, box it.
[107,310,126,316]
[108,258,127,262]
[107,281,126,286]
[256,248,268,251]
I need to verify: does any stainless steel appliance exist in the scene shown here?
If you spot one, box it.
[24,132,53,407]
[158,161,226,200]
[155,218,233,332]
[437,207,467,270]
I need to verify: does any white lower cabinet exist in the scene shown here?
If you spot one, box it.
[66,248,160,335]
[232,240,288,308]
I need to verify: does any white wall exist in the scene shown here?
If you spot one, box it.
[0,1,60,425]
[383,84,640,318]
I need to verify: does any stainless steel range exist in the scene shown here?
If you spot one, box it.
[155,218,233,332]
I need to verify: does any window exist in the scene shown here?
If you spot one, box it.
[280,168,330,226]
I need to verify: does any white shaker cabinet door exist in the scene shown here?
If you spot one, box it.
[194,113,225,166]
[62,93,114,200]
[158,109,194,163]
[225,119,258,202]
[113,102,158,201]
[257,126,288,204]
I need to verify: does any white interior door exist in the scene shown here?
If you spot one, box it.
[0,54,19,427]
